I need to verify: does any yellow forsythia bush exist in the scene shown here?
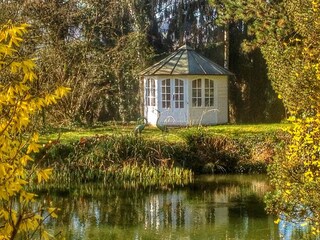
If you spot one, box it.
[0,22,69,239]
[266,3,320,233]
[266,107,320,235]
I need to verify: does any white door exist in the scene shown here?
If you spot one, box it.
[159,78,187,125]
[144,78,158,125]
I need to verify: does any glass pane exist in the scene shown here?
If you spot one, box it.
[192,89,197,97]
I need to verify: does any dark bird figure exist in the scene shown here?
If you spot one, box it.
[155,110,168,133]
[134,117,147,136]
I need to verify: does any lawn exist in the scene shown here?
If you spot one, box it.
[40,122,290,144]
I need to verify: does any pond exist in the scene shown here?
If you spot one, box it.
[41,175,303,239]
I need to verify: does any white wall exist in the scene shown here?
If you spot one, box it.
[215,77,229,124]
[188,107,218,125]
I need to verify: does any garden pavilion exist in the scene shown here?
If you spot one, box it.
[140,45,233,126]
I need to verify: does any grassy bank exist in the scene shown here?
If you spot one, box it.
[39,122,289,144]
[35,123,289,186]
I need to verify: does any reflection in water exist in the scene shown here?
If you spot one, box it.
[41,175,283,239]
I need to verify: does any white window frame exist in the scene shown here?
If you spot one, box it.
[205,79,214,107]
[192,78,215,108]
[146,78,155,106]
[161,79,171,109]
[192,78,202,107]
[174,79,184,109]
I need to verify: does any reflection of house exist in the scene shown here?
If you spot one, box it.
[140,45,233,126]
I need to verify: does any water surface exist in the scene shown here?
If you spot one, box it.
[43,175,283,239]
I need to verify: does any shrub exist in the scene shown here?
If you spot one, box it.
[182,131,241,173]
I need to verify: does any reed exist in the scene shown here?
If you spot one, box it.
[104,162,193,187]
[36,134,193,187]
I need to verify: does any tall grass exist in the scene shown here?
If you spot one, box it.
[36,134,193,187]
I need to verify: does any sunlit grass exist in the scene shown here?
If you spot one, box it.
[40,122,290,144]
[197,123,290,136]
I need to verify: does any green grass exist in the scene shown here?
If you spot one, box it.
[40,122,290,144]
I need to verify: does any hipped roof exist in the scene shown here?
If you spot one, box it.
[141,44,233,76]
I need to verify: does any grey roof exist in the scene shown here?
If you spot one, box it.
[141,44,233,76]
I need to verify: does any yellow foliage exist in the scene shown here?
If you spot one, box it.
[0,22,69,239]
[37,169,53,183]
[267,105,320,232]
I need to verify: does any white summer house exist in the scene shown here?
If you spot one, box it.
[140,45,233,126]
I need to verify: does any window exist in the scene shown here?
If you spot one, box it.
[161,79,171,108]
[192,79,202,107]
[174,79,184,108]
[146,78,155,106]
[192,78,215,107]
[205,79,214,107]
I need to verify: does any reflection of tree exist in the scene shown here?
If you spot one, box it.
[39,176,278,239]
